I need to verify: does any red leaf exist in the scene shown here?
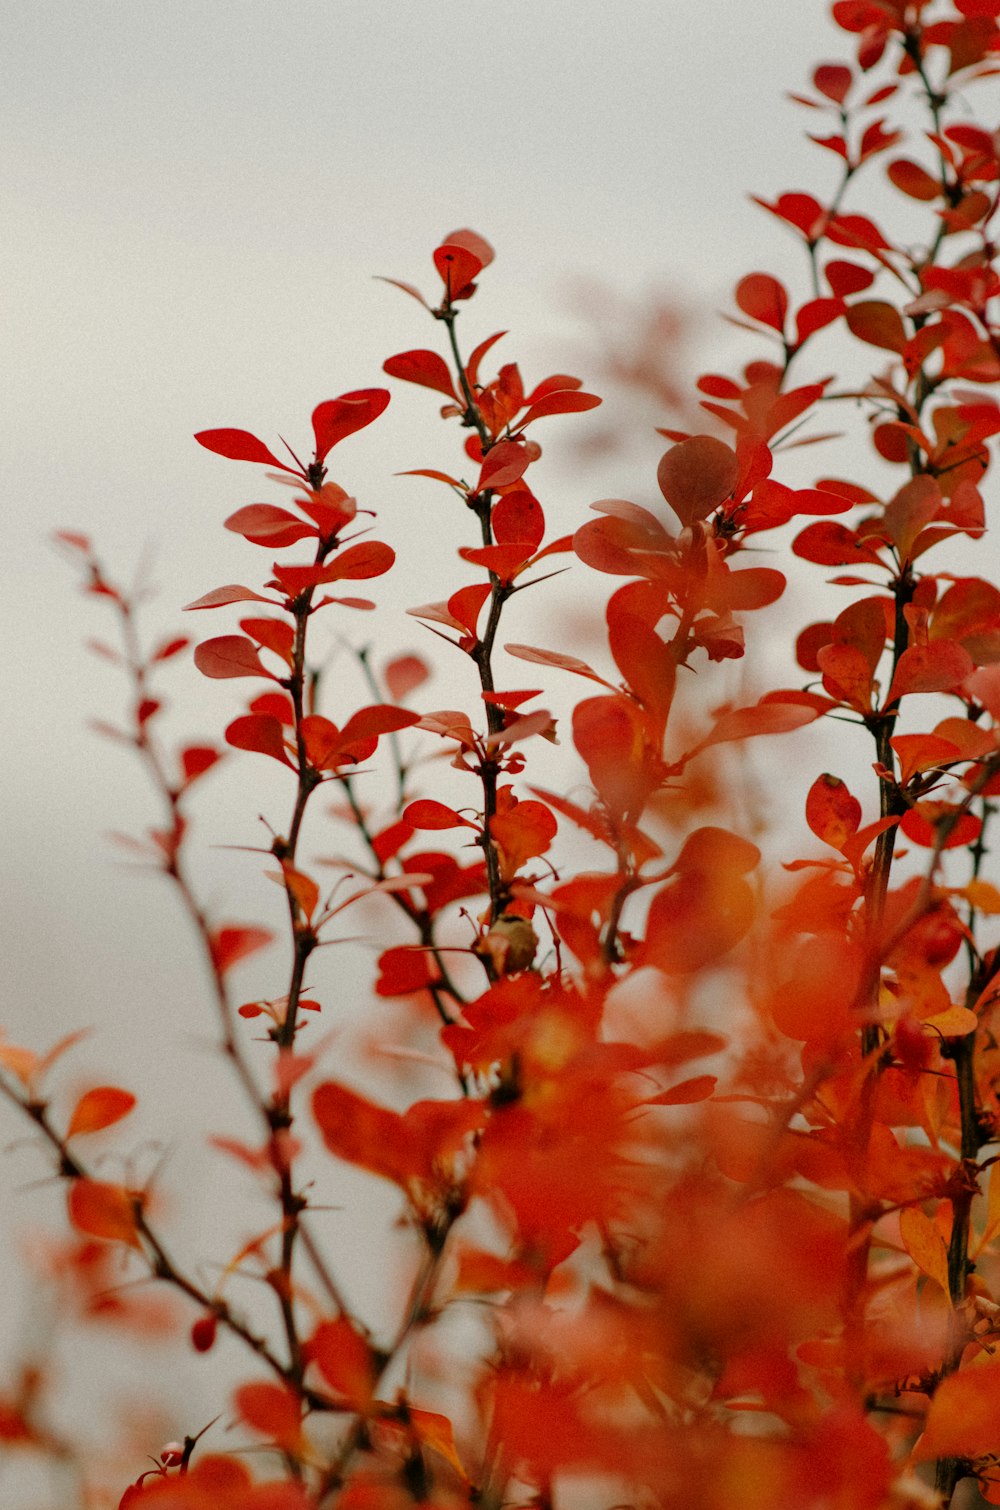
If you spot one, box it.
[888,158,941,200]
[519,388,602,425]
[645,1074,718,1106]
[309,1318,375,1407]
[311,389,390,462]
[67,1180,141,1249]
[225,714,293,767]
[806,774,862,851]
[913,1357,1000,1461]
[479,440,532,491]
[194,428,294,472]
[338,704,420,746]
[492,492,545,552]
[434,242,485,299]
[403,799,476,831]
[886,640,974,703]
[184,584,275,611]
[699,699,821,750]
[383,654,429,702]
[193,635,274,680]
[181,745,222,782]
[224,504,316,547]
[814,63,853,102]
[505,643,615,689]
[375,945,443,998]
[151,636,189,663]
[793,521,885,567]
[383,349,458,401]
[66,1087,136,1139]
[312,1081,417,1186]
[845,299,907,353]
[735,273,788,331]
[233,1381,303,1452]
[321,540,395,582]
[656,435,739,526]
[209,926,273,976]
[825,259,875,296]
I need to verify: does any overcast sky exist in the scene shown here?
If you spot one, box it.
[2,1,860,1486]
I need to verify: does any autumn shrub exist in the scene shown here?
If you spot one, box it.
[4,3,1000,1507]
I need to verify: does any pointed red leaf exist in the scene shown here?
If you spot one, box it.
[184,584,275,611]
[224,505,316,547]
[519,388,602,426]
[209,926,273,976]
[645,1074,718,1106]
[311,389,390,462]
[383,349,458,401]
[403,799,477,831]
[194,428,294,472]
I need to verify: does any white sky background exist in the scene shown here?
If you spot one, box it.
[1,0,899,1496]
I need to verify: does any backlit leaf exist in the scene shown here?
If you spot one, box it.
[913,1357,1000,1460]
[309,1318,375,1408]
[899,1206,951,1296]
[66,1087,136,1139]
[806,774,862,850]
[311,389,390,461]
[67,1180,141,1249]
[233,1381,303,1452]
[209,926,273,976]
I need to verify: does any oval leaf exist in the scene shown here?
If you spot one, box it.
[66,1087,136,1139]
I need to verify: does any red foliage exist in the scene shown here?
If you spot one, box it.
[21,5,1000,1507]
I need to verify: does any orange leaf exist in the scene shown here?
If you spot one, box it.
[806,773,862,851]
[233,1380,303,1452]
[67,1180,141,1249]
[407,1407,469,1482]
[899,1206,951,1297]
[309,1318,375,1408]
[645,1074,717,1105]
[913,1357,1000,1460]
[312,1082,417,1186]
[66,1086,136,1139]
